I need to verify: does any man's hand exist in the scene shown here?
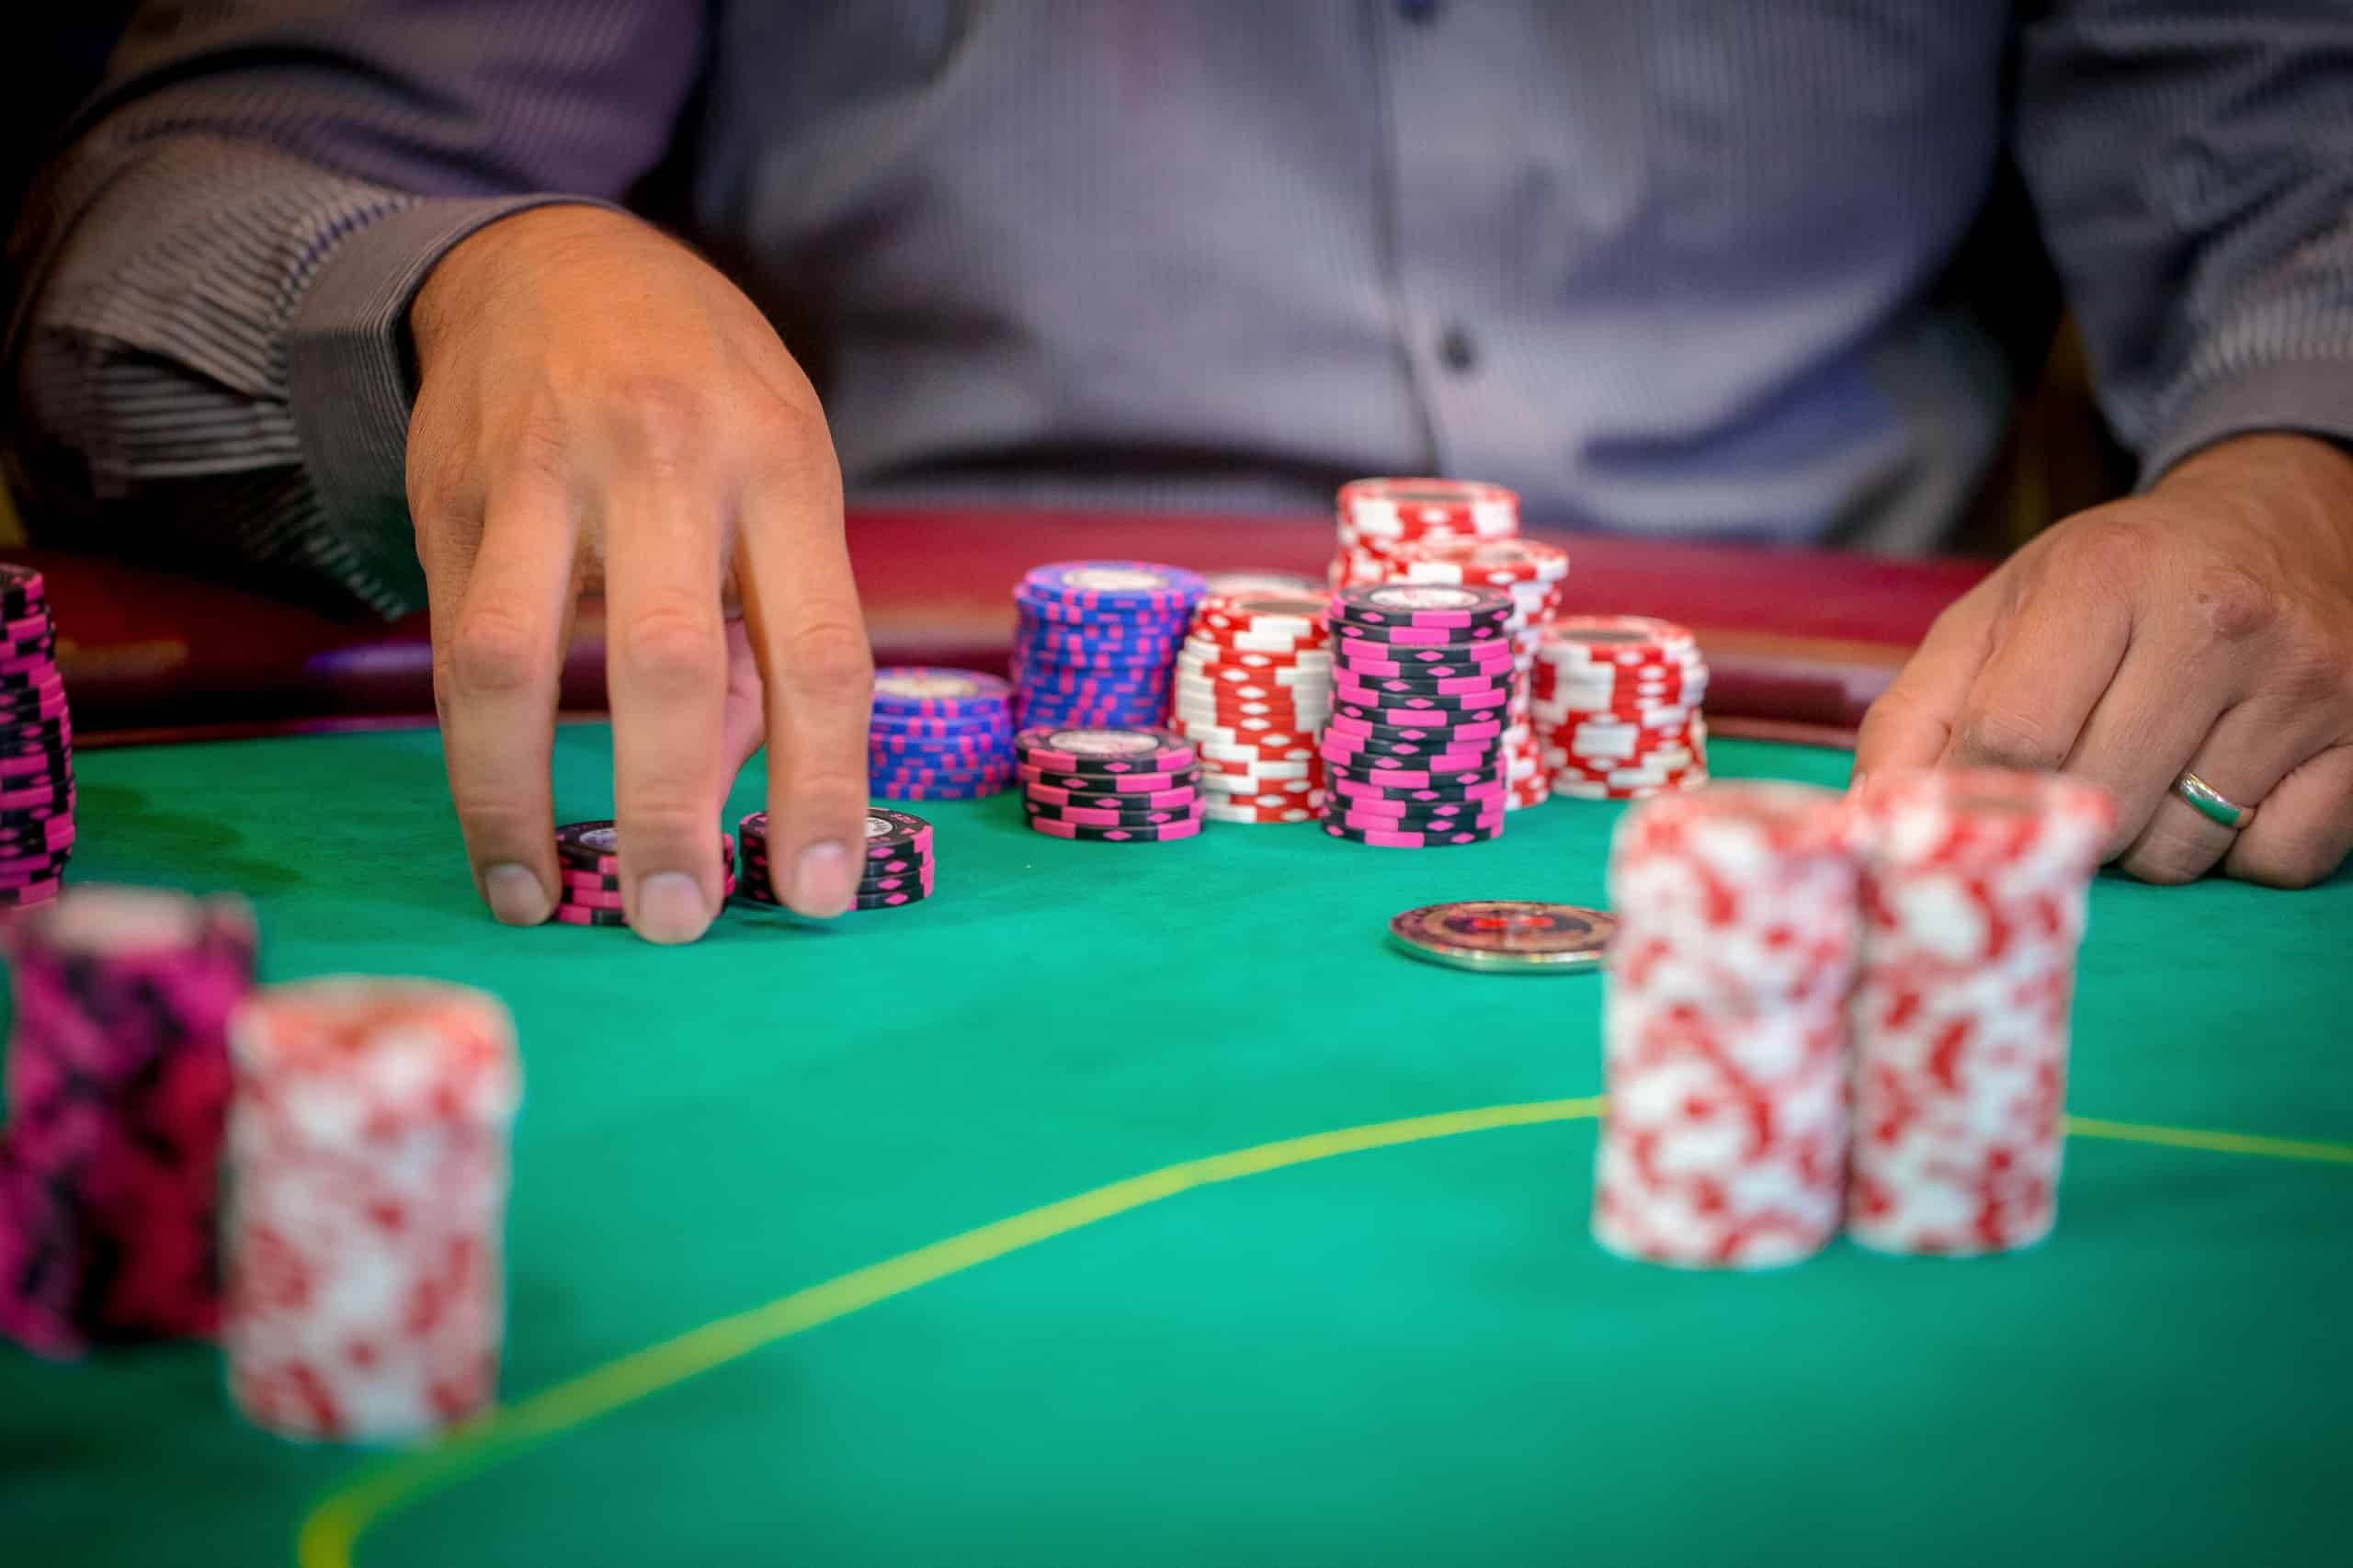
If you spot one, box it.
[1855,433,2353,888]
[408,206,871,940]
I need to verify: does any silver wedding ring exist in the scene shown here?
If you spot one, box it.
[2176,771,2256,832]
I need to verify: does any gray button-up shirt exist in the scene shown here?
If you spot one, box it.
[11,2,2353,616]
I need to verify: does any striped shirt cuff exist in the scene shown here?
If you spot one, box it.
[288,195,611,612]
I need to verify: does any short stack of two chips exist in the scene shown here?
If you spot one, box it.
[869,667,1014,801]
[1016,724,1204,842]
[1320,583,1517,846]
[740,808,935,909]
[552,822,738,926]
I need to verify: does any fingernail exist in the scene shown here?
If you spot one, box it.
[1847,770,1870,796]
[635,870,712,944]
[790,842,857,917]
[484,863,551,926]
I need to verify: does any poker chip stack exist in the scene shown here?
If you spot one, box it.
[1330,477,1519,592]
[1593,783,1860,1268]
[551,821,737,926]
[869,667,1014,801]
[1320,584,1516,847]
[1389,537,1572,811]
[1011,562,1206,731]
[0,563,74,908]
[1168,591,1331,824]
[0,886,256,1358]
[1016,724,1205,842]
[1846,767,2115,1256]
[1532,616,1710,800]
[739,807,936,909]
[223,977,521,1442]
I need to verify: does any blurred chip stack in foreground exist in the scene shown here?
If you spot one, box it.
[1592,784,1859,1267]
[0,886,256,1356]
[1847,768,2115,1255]
[223,978,520,1442]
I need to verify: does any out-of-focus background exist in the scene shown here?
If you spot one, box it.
[0,10,2130,744]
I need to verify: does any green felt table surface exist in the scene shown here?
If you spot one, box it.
[3,728,2349,1568]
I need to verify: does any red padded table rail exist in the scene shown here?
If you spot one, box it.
[14,507,1989,736]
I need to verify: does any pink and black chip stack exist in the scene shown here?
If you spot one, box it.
[1016,724,1204,842]
[1319,584,1515,846]
[739,807,935,909]
[551,822,737,926]
[0,563,74,909]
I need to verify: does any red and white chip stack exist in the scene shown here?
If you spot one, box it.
[223,979,521,1442]
[1846,767,2116,1256]
[1531,616,1710,800]
[1168,592,1332,823]
[1388,537,1571,810]
[1330,477,1519,591]
[1593,783,1860,1268]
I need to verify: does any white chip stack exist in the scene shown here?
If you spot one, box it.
[1845,767,2115,1256]
[1593,783,1860,1268]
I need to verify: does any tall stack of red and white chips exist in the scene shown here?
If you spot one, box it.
[1593,784,1859,1268]
[1389,537,1571,810]
[1845,768,2115,1256]
[0,886,256,1357]
[223,978,520,1442]
[1532,616,1710,800]
[1331,477,1519,592]
[1168,591,1330,823]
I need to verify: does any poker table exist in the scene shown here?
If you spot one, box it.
[6,721,2350,1568]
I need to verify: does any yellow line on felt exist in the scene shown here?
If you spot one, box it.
[294,1096,2353,1567]
[2063,1115,2353,1165]
[293,1096,1604,1568]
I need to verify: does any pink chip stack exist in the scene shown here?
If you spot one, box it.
[1846,768,2116,1256]
[1593,784,1860,1267]
[223,979,520,1442]
[0,886,256,1357]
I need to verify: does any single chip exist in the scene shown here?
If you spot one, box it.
[1014,724,1195,774]
[1385,900,1615,972]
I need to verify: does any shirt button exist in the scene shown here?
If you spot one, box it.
[1398,0,1441,24]
[1438,323,1478,373]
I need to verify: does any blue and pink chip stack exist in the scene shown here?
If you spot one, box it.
[869,667,1016,801]
[1010,562,1206,730]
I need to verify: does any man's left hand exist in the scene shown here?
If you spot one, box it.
[1854,432,2353,887]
